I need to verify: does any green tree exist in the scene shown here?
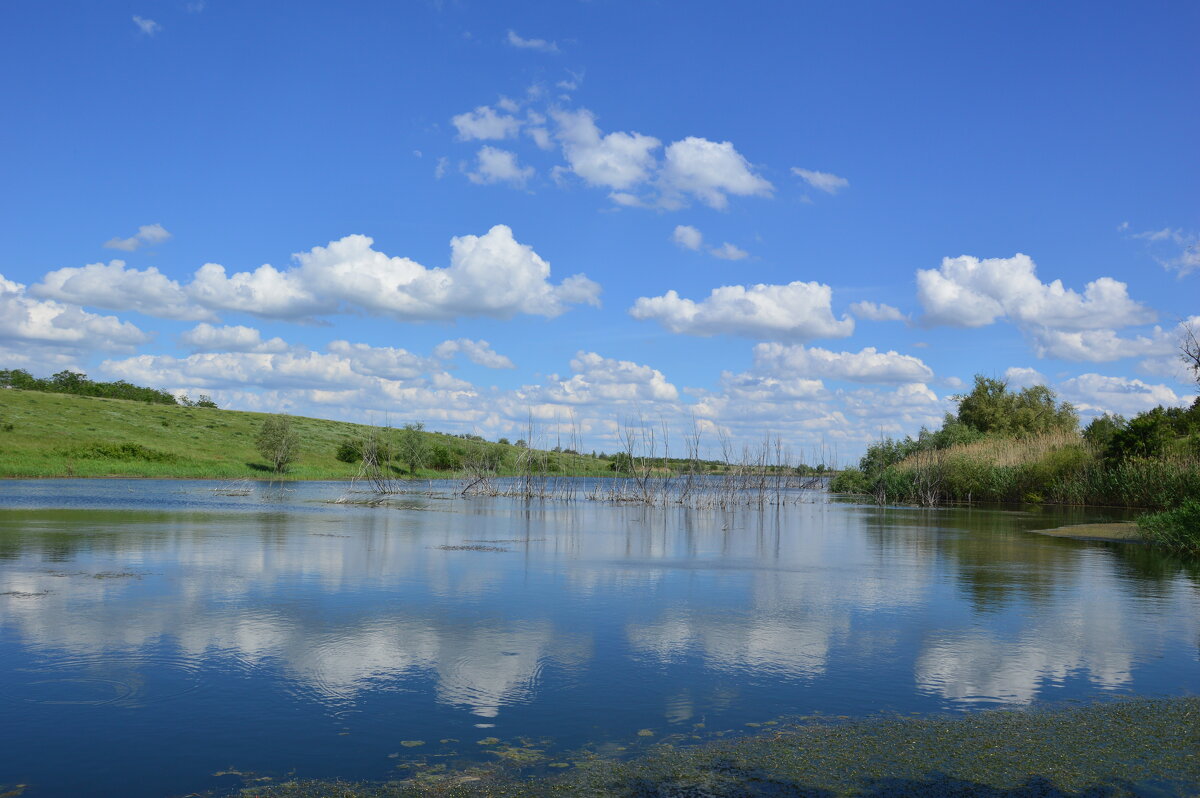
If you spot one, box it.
[256,416,299,473]
[397,422,428,474]
[955,376,1077,436]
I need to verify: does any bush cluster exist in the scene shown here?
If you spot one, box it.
[1,368,180,405]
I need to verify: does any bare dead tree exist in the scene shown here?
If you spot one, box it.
[1182,321,1200,386]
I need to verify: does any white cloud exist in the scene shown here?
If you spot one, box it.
[451,105,521,141]
[466,146,534,187]
[659,137,773,210]
[326,340,438,380]
[132,15,161,36]
[32,259,209,320]
[526,126,553,150]
[506,29,559,53]
[1003,367,1048,389]
[916,254,1155,330]
[186,225,601,322]
[1028,327,1175,362]
[791,167,849,194]
[1057,373,1190,417]
[630,281,854,342]
[671,225,703,251]
[1128,226,1199,276]
[752,342,934,384]
[552,108,661,191]
[179,323,289,354]
[433,339,516,369]
[103,223,171,252]
[0,273,151,353]
[849,301,906,322]
[708,242,748,261]
[517,351,679,405]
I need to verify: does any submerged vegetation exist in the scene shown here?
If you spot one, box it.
[231,697,1200,797]
[831,376,1200,516]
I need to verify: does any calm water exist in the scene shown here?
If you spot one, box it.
[0,479,1197,797]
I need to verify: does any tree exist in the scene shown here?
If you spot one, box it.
[955,376,1077,436]
[397,422,428,474]
[256,416,299,473]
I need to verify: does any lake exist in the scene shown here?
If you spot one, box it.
[0,479,1197,797]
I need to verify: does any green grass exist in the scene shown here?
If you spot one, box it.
[0,389,612,480]
[229,697,1200,797]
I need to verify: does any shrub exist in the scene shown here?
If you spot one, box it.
[61,442,176,462]
[335,439,361,463]
[1138,500,1200,554]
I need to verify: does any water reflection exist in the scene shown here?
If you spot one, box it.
[0,481,1197,796]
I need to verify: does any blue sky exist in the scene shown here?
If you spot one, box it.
[1,0,1197,460]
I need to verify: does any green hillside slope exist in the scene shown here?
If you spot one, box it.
[0,389,608,480]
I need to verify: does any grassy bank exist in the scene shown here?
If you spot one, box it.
[227,697,1200,797]
[0,389,610,480]
[832,430,1200,510]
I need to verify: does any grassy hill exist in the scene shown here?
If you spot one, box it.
[0,389,611,480]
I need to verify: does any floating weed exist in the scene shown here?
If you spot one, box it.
[232,698,1200,798]
[399,741,424,748]
[489,745,546,765]
[636,729,655,737]
[475,737,500,746]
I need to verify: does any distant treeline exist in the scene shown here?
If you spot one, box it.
[0,368,213,407]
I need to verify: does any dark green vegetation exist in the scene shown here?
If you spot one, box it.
[1137,500,1200,555]
[831,376,1200,513]
[0,389,612,480]
[0,367,213,406]
[230,697,1200,797]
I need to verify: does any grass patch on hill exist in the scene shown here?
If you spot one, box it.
[0,389,610,480]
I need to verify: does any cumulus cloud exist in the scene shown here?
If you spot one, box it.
[104,223,171,252]
[659,137,773,210]
[708,242,748,261]
[452,105,522,141]
[132,15,161,35]
[671,225,703,251]
[186,225,601,323]
[791,167,849,194]
[179,323,288,354]
[1028,327,1176,362]
[433,338,516,369]
[32,259,210,320]
[0,273,151,354]
[751,342,934,384]
[552,108,661,191]
[326,340,438,380]
[1057,374,1190,417]
[1003,367,1048,389]
[466,146,534,187]
[916,254,1154,331]
[506,30,559,53]
[849,301,906,322]
[517,351,679,405]
[630,281,854,342]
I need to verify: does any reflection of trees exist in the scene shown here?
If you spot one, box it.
[857,506,1094,612]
